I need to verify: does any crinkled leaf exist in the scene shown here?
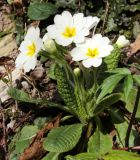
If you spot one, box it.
[28,2,57,20]
[43,124,83,152]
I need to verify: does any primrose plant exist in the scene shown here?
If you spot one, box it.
[14,11,134,159]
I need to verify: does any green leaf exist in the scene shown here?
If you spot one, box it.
[15,125,38,154]
[115,122,135,147]
[87,129,112,155]
[28,2,57,20]
[43,124,83,152]
[7,87,30,102]
[97,74,125,102]
[19,125,38,141]
[94,93,121,115]
[15,140,30,154]
[9,152,18,160]
[133,74,140,86]
[65,153,98,160]
[48,63,57,80]
[103,150,140,160]
[125,88,140,118]
[34,117,48,129]
[106,68,131,75]
[108,107,125,124]
[42,152,60,160]
[123,75,133,101]
[7,87,64,109]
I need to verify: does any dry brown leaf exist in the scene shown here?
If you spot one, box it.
[130,34,140,54]
[0,56,13,65]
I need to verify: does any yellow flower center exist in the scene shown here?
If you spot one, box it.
[86,48,99,58]
[26,42,36,57]
[62,27,76,38]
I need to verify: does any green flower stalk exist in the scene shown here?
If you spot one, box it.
[54,65,78,113]
[54,65,88,123]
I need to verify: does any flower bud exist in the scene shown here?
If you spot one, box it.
[74,67,81,77]
[116,35,130,48]
[43,33,57,53]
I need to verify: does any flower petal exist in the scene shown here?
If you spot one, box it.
[19,39,32,53]
[82,58,102,68]
[15,53,29,68]
[56,36,73,46]
[71,47,87,61]
[73,28,89,44]
[73,13,86,31]
[23,57,37,72]
[35,38,43,53]
[15,26,43,73]
[98,45,114,57]
[47,25,57,39]
[25,27,40,40]
[85,16,100,30]
[54,11,73,29]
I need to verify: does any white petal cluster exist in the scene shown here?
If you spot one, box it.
[116,35,130,48]
[15,27,43,73]
[71,34,113,68]
[47,11,99,46]
[15,11,114,71]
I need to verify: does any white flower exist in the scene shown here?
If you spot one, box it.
[43,33,57,53]
[15,26,43,73]
[116,35,130,48]
[47,11,99,46]
[71,34,113,68]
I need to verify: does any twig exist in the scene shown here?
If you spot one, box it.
[125,86,140,148]
[100,0,109,35]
